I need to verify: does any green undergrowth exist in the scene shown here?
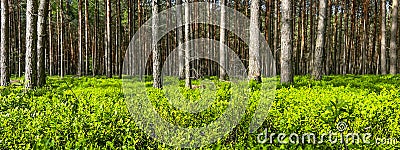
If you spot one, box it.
[0,75,399,149]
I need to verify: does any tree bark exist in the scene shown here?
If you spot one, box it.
[390,0,398,74]
[93,0,98,76]
[361,0,370,74]
[280,0,293,83]
[48,1,53,76]
[312,0,327,80]
[0,0,10,86]
[106,0,112,78]
[177,0,184,79]
[37,0,49,87]
[185,0,191,88]
[300,0,307,75]
[274,0,280,75]
[60,0,64,77]
[249,0,261,82]
[85,0,89,76]
[381,0,387,74]
[152,0,162,88]
[25,0,37,89]
[219,0,227,80]
[117,0,121,78]
[17,0,22,77]
[78,0,83,76]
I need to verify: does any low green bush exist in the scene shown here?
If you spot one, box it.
[0,75,399,149]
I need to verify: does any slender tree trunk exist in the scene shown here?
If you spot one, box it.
[274,0,280,74]
[219,0,227,80]
[265,0,271,46]
[127,0,131,75]
[249,0,261,82]
[300,0,307,75]
[85,0,89,76]
[207,0,212,76]
[49,1,53,76]
[78,0,83,76]
[349,0,356,74]
[390,0,398,74]
[152,0,161,88]
[9,1,14,77]
[332,2,338,74]
[117,0,121,78]
[60,0,64,77]
[17,0,22,77]
[381,0,387,74]
[312,0,327,80]
[36,0,49,87]
[0,0,10,86]
[361,0,370,74]
[25,0,37,89]
[138,0,143,77]
[177,0,184,79]
[295,0,303,75]
[281,0,293,83]
[372,0,378,74]
[325,0,331,75]
[93,0,98,76]
[132,0,136,76]
[106,0,112,78]
[342,0,347,74]
[185,0,191,88]
[310,0,315,74]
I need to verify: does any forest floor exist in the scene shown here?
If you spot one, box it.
[0,75,399,149]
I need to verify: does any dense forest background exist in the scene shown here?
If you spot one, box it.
[1,0,400,88]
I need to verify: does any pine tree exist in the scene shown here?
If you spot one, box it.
[249,0,261,82]
[0,0,10,86]
[281,0,294,83]
[312,0,328,80]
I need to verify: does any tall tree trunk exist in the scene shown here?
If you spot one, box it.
[152,0,161,88]
[219,0,227,80]
[265,0,271,47]
[381,0,387,74]
[342,0,348,74]
[17,0,22,77]
[37,0,49,87]
[25,0,37,89]
[85,0,89,76]
[117,0,121,78]
[106,0,112,78]
[295,0,303,75]
[177,0,184,79]
[78,0,83,76]
[280,0,293,83]
[49,1,53,76]
[249,0,261,82]
[93,0,98,76]
[274,0,280,75]
[310,0,315,74]
[9,0,14,76]
[185,0,191,88]
[0,0,10,86]
[333,0,339,74]
[312,0,327,80]
[60,0,64,77]
[361,0,370,74]
[300,0,307,75]
[390,0,398,74]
